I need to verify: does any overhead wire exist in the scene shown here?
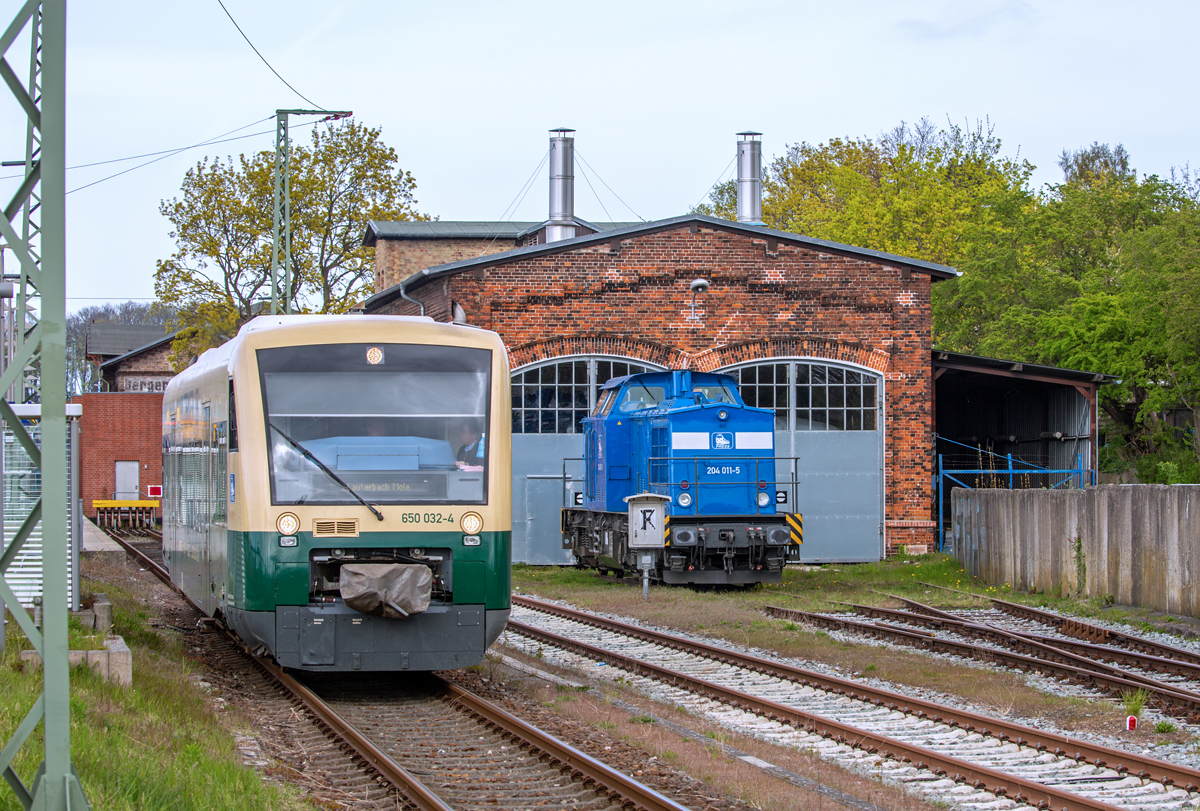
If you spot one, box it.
[0,117,274,183]
[215,0,324,109]
[477,150,549,256]
[575,150,645,222]
[63,118,323,195]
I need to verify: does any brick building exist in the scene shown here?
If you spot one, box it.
[72,393,164,515]
[361,131,961,563]
[97,331,177,393]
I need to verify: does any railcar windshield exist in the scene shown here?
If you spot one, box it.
[259,343,492,505]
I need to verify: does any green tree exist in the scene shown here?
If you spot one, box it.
[154,119,425,364]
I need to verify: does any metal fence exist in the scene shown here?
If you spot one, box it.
[4,412,80,609]
[936,436,1088,552]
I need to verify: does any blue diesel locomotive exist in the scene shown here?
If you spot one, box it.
[562,370,802,585]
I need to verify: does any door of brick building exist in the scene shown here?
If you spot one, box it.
[510,356,663,564]
[723,360,885,562]
[114,460,140,500]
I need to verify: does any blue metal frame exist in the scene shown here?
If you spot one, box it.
[936,437,1088,552]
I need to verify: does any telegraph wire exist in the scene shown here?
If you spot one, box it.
[575,150,646,222]
[215,0,324,109]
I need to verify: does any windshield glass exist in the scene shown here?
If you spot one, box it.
[694,384,737,404]
[259,343,491,505]
[618,383,665,413]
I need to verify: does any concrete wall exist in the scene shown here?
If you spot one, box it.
[953,485,1200,616]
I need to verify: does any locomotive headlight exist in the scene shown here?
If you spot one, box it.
[460,511,484,535]
[276,512,300,536]
[757,492,771,508]
[677,492,693,508]
[718,409,728,420]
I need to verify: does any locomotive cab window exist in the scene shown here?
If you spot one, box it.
[258,343,492,505]
[692,383,738,404]
[617,383,665,413]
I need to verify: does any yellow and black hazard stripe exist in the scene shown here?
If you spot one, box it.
[785,512,803,544]
[664,514,671,546]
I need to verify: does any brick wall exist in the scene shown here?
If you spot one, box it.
[374,237,519,293]
[73,393,163,515]
[370,223,937,550]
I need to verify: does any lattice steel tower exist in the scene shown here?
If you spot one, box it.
[0,1,89,808]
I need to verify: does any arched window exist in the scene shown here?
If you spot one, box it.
[722,361,881,432]
[511,357,661,434]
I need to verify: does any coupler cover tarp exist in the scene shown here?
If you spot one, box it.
[340,563,432,618]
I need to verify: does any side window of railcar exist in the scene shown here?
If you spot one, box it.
[227,380,238,452]
[213,421,227,523]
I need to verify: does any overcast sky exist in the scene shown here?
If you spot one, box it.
[1,0,1197,313]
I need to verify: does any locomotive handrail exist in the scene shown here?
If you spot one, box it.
[645,455,803,514]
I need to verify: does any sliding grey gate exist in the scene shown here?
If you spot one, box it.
[510,356,663,564]
[722,360,885,562]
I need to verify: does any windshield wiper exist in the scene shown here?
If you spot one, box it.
[268,422,385,522]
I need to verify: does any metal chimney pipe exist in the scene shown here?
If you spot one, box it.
[736,131,763,225]
[547,128,576,242]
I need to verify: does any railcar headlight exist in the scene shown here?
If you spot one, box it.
[276,512,300,536]
[757,492,771,508]
[460,511,484,535]
[279,536,298,548]
[462,535,481,547]
[677,492,693,508]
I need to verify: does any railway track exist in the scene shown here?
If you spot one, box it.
[100,530,690,811]
[765,592,1200,721]
[506,594,1200,811]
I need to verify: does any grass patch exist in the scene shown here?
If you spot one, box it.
[1155,721,1178,734]
[0,561,309,811]
[1122,688,1151,718]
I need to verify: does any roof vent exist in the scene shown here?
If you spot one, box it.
[736,131,763,225]
[547,128,576,242]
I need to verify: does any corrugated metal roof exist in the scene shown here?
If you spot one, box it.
[932,350,1118,384]
[85,323,169,357]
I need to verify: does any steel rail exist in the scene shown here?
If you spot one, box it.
[107,531,686,811]
[834,601,1200,681]
[765,605,1200,719]
[511,594,1200,791]
[918,582,1200,667]
[100,528,454,811]
[854,594,1200,710]
[507,618,1129,811]
[437,677,691,811]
